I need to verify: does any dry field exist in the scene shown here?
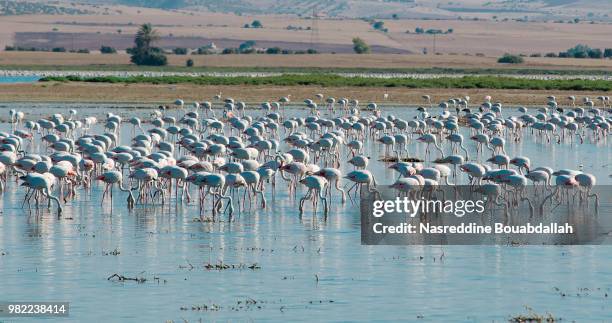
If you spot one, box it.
[2,51,612,71]
[0,82,605,106]
[1,7,612,57]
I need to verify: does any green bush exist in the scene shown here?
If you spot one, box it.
[131,50,167,66]
[251,20,262,28]
[498,54,524,64]
[266,47,281,54]
[352,37,370,54]
[173,47,188,55]
[100,46,117,54]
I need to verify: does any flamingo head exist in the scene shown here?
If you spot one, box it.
[564,177,579,187]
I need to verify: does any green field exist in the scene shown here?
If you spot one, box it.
[40,74,612,91]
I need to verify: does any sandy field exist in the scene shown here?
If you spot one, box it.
[1,7,612,56]
[0,82,605,106]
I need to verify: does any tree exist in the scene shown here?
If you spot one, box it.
[135,23,158,51]
[372,21,385,30]
[604,48,612,58]
[239,40,256,52]
[415,27,424,34]
[565,44,594,58]
[186,59,194,67]
[588,48,603,59]
[352,37,370,54]
[251,20,263,28]
[497,53,524,64]
[130,23,167,66]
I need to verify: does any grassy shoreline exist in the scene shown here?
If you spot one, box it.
[40,74,612,91]
[3,65,611,76]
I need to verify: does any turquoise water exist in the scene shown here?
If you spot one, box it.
[0,105,611,322]
[0,75,40,83]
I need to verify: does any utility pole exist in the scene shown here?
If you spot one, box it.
[432,33,436,54]
[310,7,319,51]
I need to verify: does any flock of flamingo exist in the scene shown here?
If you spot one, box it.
[1,93,609,219]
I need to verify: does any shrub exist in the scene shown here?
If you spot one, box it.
[588,48,602,59]
[173,47,188,55]
[100,46,117,54]
[132,51,167,66]
[52,47,66,52]
[545,52,557,57]
[604,48,612,58]
[498,54,524,64]
[251,20,263,28]
[352,37,370,54]
[266,47,281,54]
[239,40,256,52]
[77,49,90,54]
[186,59,194,67]
[196,47,214,55]
[372,21,385,31]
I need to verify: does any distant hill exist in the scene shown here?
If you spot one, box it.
[71,0,612,19]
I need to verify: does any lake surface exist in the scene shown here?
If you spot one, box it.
[0,75,40,83]
[0,104,611,322]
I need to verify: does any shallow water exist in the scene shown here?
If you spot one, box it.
[0,105,611,322]
[0,75,40,83]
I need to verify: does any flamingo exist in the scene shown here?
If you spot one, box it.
[97,170,135,208]
[298,175,328,215]
[20,173,62,216]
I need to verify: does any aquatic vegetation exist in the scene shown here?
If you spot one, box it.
[40,74,612,91]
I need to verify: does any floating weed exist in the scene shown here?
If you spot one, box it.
[509,306,560,322]
[107,273,148,284]
[379,156,424,163]
[102,248,121,256]
[553,286,610,298]
[179,298,335,313]
[183,261,263,271]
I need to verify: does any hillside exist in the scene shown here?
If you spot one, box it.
[82,0,612,19]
